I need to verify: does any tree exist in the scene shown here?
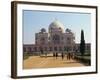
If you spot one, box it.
[80,30,85,56]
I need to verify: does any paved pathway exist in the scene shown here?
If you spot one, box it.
[23,54,85,69]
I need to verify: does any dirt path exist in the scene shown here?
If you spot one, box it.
[23,54,85,69]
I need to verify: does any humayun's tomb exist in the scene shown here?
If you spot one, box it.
[23,19,90,55]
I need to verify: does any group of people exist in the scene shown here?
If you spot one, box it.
[40,49,75,60]
[53,52,75,60]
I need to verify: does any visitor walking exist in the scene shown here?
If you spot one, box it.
[61,52,64,60]
[67,52,71,60]
[53,52,56,59]
[55,52,58,59]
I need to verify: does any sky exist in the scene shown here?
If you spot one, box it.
[23,10,91,44]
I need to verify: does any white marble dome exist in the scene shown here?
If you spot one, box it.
[40,28,46,33]
[49,19,64,32]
